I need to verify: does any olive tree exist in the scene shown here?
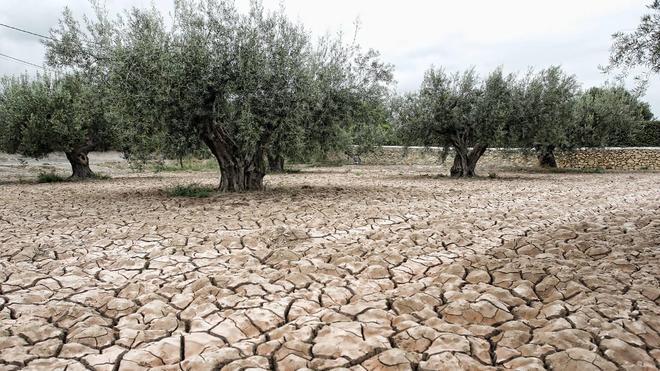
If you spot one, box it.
[47,0,391,191]
[573,85,653,147]
[397,67,514,177]
[0,73,112,178]
[510,66,580,167]
[511,67,652,166]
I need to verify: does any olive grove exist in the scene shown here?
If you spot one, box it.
[0,0,656,184]
[396,65,654,175]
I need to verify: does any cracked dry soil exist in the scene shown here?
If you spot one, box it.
[0,167,659,371]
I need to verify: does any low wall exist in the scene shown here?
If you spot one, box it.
[345,147,660,170]
[555,148,660,170]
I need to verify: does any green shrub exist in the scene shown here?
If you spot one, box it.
[165,184,215,198]
[37,172,110,183]
[37,172,68,183]
[488,172,498,179]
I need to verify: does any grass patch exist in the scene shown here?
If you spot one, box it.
[38,172,111,183]
[165,183,215,198]
[37,172,68,183]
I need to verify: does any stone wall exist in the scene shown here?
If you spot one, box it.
[344,146,660,170]
[554,148,660,170]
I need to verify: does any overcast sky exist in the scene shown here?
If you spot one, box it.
[1,0,658,115]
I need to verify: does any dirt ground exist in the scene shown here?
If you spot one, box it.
[0,160,659,370]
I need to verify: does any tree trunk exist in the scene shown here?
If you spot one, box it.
[450,148,469,177]
[450,144,488,177]
[467,144,488,174]
[203,132,266,192]
[217,160,265,191]
[268,154,284,172]
[536,144,557,168]
[65,151,95,179]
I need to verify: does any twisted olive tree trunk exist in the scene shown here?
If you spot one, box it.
[450,143,488,177]
[536,144,558,168]
[195,87,272,192]
[65,149,95,179]
[216,159,265,191]
[202,128,266,192]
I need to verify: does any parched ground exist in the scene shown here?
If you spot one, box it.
[0,164,659,371]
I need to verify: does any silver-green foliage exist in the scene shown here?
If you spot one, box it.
[396,64,651,172]
[45,0,393,191]
[396,67,515,176]
[608,1,660,74]
[509,66,580,150]
[573,85,652,147]
[0,73,110,158]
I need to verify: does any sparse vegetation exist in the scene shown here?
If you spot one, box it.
[36,172,111,183]
[551,167,606,174]
[37,172,68,183]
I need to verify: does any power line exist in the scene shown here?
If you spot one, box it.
[1,21,101,55]
[0,52,48,70]
[0,22,55,41]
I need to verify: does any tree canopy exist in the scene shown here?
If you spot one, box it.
[397,67,516,177]
[507,66,580,166]
[573,85,653,147]
[0,72,112,178]
[608,1,660,74]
